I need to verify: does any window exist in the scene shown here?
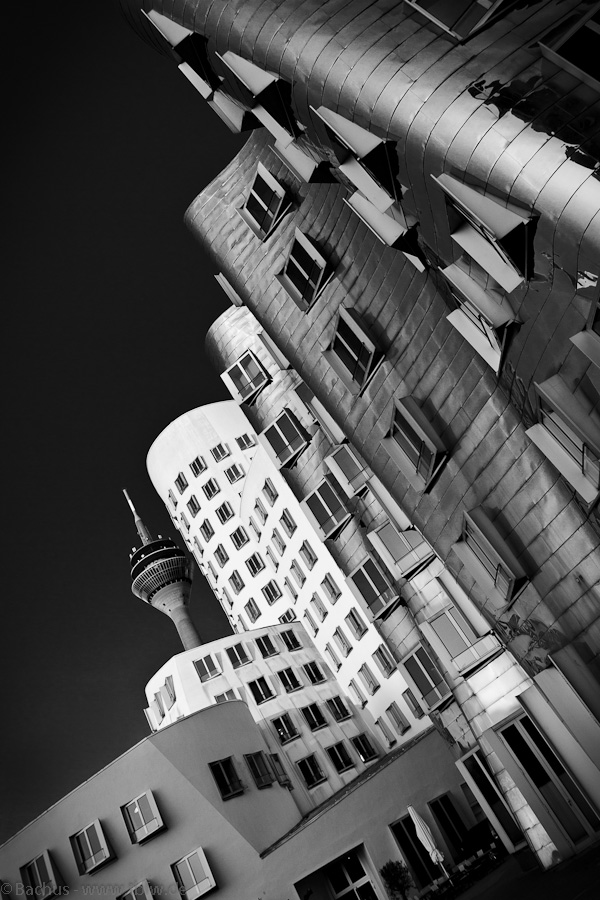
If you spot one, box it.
[321,573,341,603]
[347,557,398,617]
[20,852,61,900]
[278,666,302,692]
[208,757,244,799]
[348,678,367,707]
[303,477,351,538]
[424,604,500,674]
[180,511,190,532]
[193,536,204,558]
[244,598,261,623]
[119,881,153,900]
[303,661,326,684]
[272,712,299,743]
[228,571,245,594]
[402,0,513,39]
[299,540,317,569]
[206,560,218,586]
[230,525,249,550]
[277,228,332,311]
[211,443,230,462]
[202,478,220,500]
[385,397,447,489]
[175,472,188,495]
[526,375,600,506]
[263,409,308,466]
[328,307,384,392]
[290,559,306,586]
[358,663,380,695]
[168,488,178,509]
[199,519,214,542]
[214,544,229,567]
[216,501,233,524]
[265,545,279,571]
[122,791,164,844]
[281,629,301,651]
[194,654,219,682]
[372,644,396,678]
[253,635,276,659]
[375,716,397,748]
[262,579,283,605]
[297,754,327,788]
[223,351,269,402]
[246,552,265,576]
[325,643,342,671]
[367,522,434,580]
[249,516,261,540]
[172,848,216,900]
[387,701,411,735]
[190,456,207,477]
[403,688,425,718]
[248,676,275,704]
[214,689,236,703]
[268,753,292,787]
[453,507,528,604]
[254,497,268,524]
[351,734,378,763]
[70,821,113,874]
[345,608,367,639]
[284,576,299,601]
[310,593,328,622]
[539,6,600,91]
[326,741,354,774]
[236,433,255,450]
[187,495,201,518]
[262,478,278,505]
[279,608,296,623]
[221,586,232,608]
[402,645,451,710]
[244,750,276,788]
[324,444,370,496]
[280,508,297,536]
[332,626,351,657]
[302,608,317,634]
[225,463,244,484]
[226,643,250,668]
[326,696,351,722]
[301,703,327,730]
[242,162,290,238]
[271,528,286,555]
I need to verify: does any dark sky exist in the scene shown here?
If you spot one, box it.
[2,2,244,844]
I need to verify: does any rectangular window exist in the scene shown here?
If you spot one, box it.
[321,574,341,603]
[299,540,317,569]
[70,821,112,874]
[263,409,308,466]
[303,661,326,685]
[262,478,279,505]
[279,608,296,623]
[244,750,276,788]
[216,501,234,524]
[402,646,451,710]
[278,666,302,692]
[199,519,214,542]
[242,162,289,238]
[208,758,244,800]
[122,791,164,844]
[225,463,244,484]
[284,576,298,601]
[271,528,286,555]
[230,525,249,550]
[202,478,220,500]
[425,605,500,674]
[303,608,317,635]
[326,741,354,773]
[386,397,447,489]
[268,752,291,787]
[254,498,268,524]
[310,593,328,622]
[347,557,398,617]
[236,433,255,450]
[262,579,283,605]
[372,644,396,678]
[168,488,178,509]
[325,643,342,671]
[214,544,229,568]
[351,734,378,763]
[20,853,61,900]
[375,716,397,747]
[303,477,350,538]
[329,306,383,392]
[281,629,301,651]
[180,511,191,532]
[119,881,153,900]
[358,663,380,695]
[244,598,261,623]
[246,552,265,576]
[223,351,269,402]
[453,507,528,604]
[193,536,204,558]
[367,522,434,581]
[214,689,236,704]
[172,847,216,900]
[255,635,277,658]
[190,456,207,477]
[272,712,299,743]
[333,626,352,657]
[348,678,366,707]
[280,508,297,536]
[277,228,332,311]
[387,701,411,735]
[301,703,327,730]
[326,696,351,722]
[226,643,250,668]
[186,495,201,518]
[194,654,219,682]
[290,559,306,587]
[249,676,275,704]
[345,608,367,640]
[228,571,245,594]
[297,754,327,788]
[221,587,232,608]
[265,545,279,571]
[205,560,218,586]
[175,473,188,495]
[211,443,230,462]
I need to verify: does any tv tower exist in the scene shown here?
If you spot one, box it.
[124,490,202,651]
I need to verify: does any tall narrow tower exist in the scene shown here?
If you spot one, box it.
[124,490,201,651]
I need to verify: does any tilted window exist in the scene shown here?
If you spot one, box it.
[372,644,396,678]
[236,433,255,450]
[225,463,244,484]
[241,162,290,239]
[230,525,249,550]
[326,741,354,773]
[345,608,367,639]
[256,634,278,657]
[214,544,229,568]
[262,409,308,466]
[226,643,250,668]
[325,643,341,671]
[280,508,297,536]
[281,628,301,650]
[272,712,299,743]
[402,645,452,710]
[301,703,328,730]
[271,527,286,555]
[228,571,245,594]
[284,576,298,602]
[175,472,188,495]
[199,519,214,542]
[402,0,513,39]
[248,676,275,704]
[262,478,279,505]
[328,307,384,393]
[367,521,434,580]
[403,688,425,719]
[452,507,528,604]
[211,443,230,462]
[244,598,261,623]
[386,701,411,735]
[321,573,341,603]
[122,791,164,844]
[290,559,306,586]
[324,443,370,496]
[262,579,283,605]
[119,881,154,900]
[384,396,448,490]
[246,552,265,576]
[297,754,327,788]
[351,734,378,763]
[20,852,62,900]
[539,7,600,92]
[222,351,269,402]
[254,497,268,524]
[357,663,380,695]
[422,602,501,675]
[187,495,201,518]
[375,716,396,748]
[278,666,302,692]
[216,501,233,524]
[194,654,220,682]
[326,696,351,722]
[202,478,220,500]
[310,593,328,622]
[299,540,317,569]
[280,609,296,624]
[347,557,398,617]
[70,821,113,875]
[244,751,275,787]
[303,661,326,685]
[190,455,207,477]
[302,476,351,538]
[333,626,352,657]
[171,847,216,900]
[208,758,244,800]
[277,228,333,311]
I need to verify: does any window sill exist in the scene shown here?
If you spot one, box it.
[451,541,527,608]
[526,424,599,507]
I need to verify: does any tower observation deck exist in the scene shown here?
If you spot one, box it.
[124,490,201,651]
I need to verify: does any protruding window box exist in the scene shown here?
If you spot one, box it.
[452,507,528,606]
[20,852,63,900]
[346,557,400,619]
[420,607,502,677]
[172,848,216,900]
[367,522,434,580]
[122,791,165,844]
[207,90,258,133]
[273,140,333,183]
[326,306,385,395]
[383,396,448,491]
[324,443,370,496]
[70,821,114,875]
[260,409,309,467]
[526,375,600,507]
[276,229,334,311]
[302,476,352,539]
[239,163,291,240]
[221,350,270,403]
[401,645,452,711]
[344,192,407,248]
[441,262,517,373]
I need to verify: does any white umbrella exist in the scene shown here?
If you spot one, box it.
[407,806,450,880]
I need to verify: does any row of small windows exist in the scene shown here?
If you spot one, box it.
[192,630,302,683]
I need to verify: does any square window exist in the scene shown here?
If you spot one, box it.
[262,409,308,466]
[175,473,188,495]
[280,508,297,536]
[351,733,378,763]
[279,608,296,623]
[262,478,278,505]
[246,552,265,576]
[326,696,351,722]
[278,666,302,692]
[202,478,220,500]
[329,307,384,392]
[222,351,269,402]
[326,741,354,774]
[299,540,318,569]
[236,433,255,450]
[244,750,276,788]
[122,791,164,844]
[193,654,220,682]
[272,712,299,743]
[281,629,301,651]
[208,758,244,800]
[225,463,244,484]
[262,579,283,605]
[187,495,201,518]
[189,456,207,477]
[230,526,249,550]
[228,571,245,594]
[248,676,275,704]
[277,228,332,311]
[303,661,326,685]
[303,477,350,539]
[20,852,62,900]
[211,443,230,462]
[256,634,278,657]
[70,821,113,875]
[119,881,153,900]
[301,703,327,730]
[244,598,261,623]
[242,163,290,239]
[297,754,327,788]
[216,502,234,524]
[226,643,250,668]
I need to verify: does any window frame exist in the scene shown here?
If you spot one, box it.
[539,6,600,93]
[351,733,378,763]
[208,757,244,800]
[402,0,513,40]
[276,228,333,312]
[225,462,244,484]
[121,791,164,845]
[19,852,61,900]
[333,626,353,658]
[303,661,326,685]
[452,507,528,605]
[357,663,380,696]
[226,643,250,669]
[189,455,207,477]
[214,543,229,568]
[70,821,113,875]
[299,539,318,569]
[345,608,367,640]
[222,350,270,403]
[175,472,188,495]
[246,552,266,577]
[326,696,351,722]
[256,634,278,657]
[326,741,355,774]
[230,525,249,550]
[297,754,327,788]
[261,409,309,467]
[401,644,452,711]
[372,644,397,678]
[327,306,384,394]
[244,597,261,623]
[240,162,291,239]
[384,396,448,490]
[346,556,399,618]
[199,519,214,542]
[202,478,220,500]
[386,701,411,735]
[272,711,299,744]
[302,476,351,539]
[210,443,230,462]
[171,847,216,900]
[228,570,245,594]
[194,654,220,682]
[186,495,201,518]
[262,579,283,605]
[278,666,303,692]
[244,750,276,788]
[215,501,234,524]
[301,703,328,731]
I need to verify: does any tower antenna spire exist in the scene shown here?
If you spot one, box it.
[123,488,153,545]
